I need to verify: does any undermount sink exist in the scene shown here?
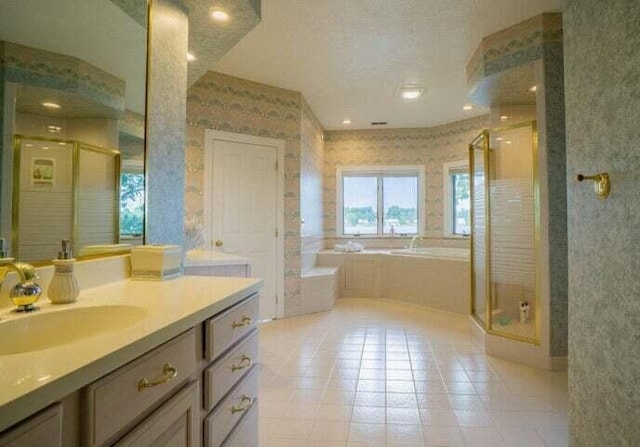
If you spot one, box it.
[0,305,148,356]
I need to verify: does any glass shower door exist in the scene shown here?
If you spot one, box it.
[487,124,537,341]
[470,132,488,325]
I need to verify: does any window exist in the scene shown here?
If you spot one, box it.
[444,161,470,236]
[338,166,424,236]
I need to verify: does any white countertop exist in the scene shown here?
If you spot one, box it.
[0,275,262,432]
[184,249,251,267]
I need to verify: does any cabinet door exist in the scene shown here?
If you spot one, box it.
[115,382,199,447]
[221,403,258,447]
[0,404,62,447]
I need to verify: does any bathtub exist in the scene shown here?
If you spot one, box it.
[388,247,470,261]
[317,247,470,314]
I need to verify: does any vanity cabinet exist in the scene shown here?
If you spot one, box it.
[0,403,62,447]
[184,265,250,278]
[83,329,198,446]
[0,287,260,447]
[114,382,199,447]
[201,294,259,447]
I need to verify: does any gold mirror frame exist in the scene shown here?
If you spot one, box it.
[2,0,151,266]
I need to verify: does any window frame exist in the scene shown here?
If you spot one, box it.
[443,160,470,238]
[336,165,425,237]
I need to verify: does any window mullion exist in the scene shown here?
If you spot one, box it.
[377,176,383,235]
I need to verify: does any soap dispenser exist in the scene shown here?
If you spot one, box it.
[47,239,79,304]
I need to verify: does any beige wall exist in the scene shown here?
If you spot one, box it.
[323,115,489,248]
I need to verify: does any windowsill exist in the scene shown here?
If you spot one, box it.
[443,234,471,240]
[336,235,416,239]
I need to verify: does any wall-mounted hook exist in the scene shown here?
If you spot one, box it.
[577,172,611,199]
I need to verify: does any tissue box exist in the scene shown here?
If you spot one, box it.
[130,245,182,280]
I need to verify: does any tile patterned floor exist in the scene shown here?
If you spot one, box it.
[258,299,568,447]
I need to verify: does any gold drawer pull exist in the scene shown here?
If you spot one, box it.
[231,395,254,414]
[231,354,253,372]
[138,363,178,391]
[232,315,252,329]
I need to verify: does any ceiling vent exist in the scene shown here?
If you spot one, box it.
[371,121,388,126]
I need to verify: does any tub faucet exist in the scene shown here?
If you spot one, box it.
[0,259,42,312]
[409,235,422,250]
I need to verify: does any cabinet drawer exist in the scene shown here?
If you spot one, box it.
[204,366,258,447]
[204,330,259,412]
[114,381,199,447]
[221,401,258,447]
[205,294,258,362]
[84,329,197,446]
[0,403,62,447]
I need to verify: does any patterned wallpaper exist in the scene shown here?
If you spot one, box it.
[466,13,562,86]
[565,0,640,444]
[300,98,325,272]
[0,41,126,113]
[323,116,489,244]
[185,71,305,316]
[120,109,145,139]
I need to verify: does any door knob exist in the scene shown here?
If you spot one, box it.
[215,240,223,247]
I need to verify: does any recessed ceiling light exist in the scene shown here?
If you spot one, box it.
[529,85,538,92]
[46,125,62,133]
[211,9,230,22]
[25,143,33,147]
[495,137,503,141]
[500,115,509,121]
[463,105,473,111]
[42,146,50,150]
[42,102,61,109]
[398,85,424,100]
[58,142,66,146]
[342,119,352,125]
[187,52,197,62]
[506,140,513,145]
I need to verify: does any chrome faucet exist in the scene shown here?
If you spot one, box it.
[0,259,42,312]
[408,235,422,250]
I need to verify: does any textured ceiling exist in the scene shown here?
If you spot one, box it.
[212,0,563,130]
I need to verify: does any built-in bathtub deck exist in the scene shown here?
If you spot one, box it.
[317,248,470,314]
[301,266,339,314]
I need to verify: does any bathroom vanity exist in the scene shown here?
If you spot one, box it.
[183,250,252,278]
[0,275,262,446]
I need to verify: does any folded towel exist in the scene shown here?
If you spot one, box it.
[334,242,364,252]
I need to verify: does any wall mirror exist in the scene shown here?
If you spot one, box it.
[0,0,148,264]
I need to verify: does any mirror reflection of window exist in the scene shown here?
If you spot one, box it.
[120,171,145,241]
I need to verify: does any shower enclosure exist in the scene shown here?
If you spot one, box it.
[470,122,539,343]
[12,135,120,262]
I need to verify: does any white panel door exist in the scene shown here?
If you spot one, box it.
[210,139,278,320]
